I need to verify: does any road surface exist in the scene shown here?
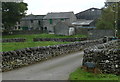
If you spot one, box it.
[2,51,84,80]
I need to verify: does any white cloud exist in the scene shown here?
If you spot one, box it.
[24,0,106,15]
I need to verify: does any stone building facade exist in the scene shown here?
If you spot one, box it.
[43,12,77,33]
[20,14,45,30]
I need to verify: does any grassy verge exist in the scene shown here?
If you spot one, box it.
[2,34,87,42]
[2,41,70,52]
[69,68,118,80]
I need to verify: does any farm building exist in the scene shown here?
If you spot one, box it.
[54,21,75,36]
[20,14,45,30]
[72,19,96,29]
[76,8,102,20]
[43,12,77,34]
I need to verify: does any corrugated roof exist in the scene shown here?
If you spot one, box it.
[43,12,74,19]
[21,14,45,20]
[72,20,94,25]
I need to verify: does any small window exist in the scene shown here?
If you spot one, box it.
[44,27,47,30]
[49,19,53,24]
[18,26,21,29]
[31,20,33,23]
[38,21,41,25]
[61,19,64,21]
[18,21,20,24]
[15,26,17,30]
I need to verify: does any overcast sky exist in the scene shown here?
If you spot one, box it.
[24,0,106,15]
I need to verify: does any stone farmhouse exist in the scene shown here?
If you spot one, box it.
[20,14,45,30]
[43,12,77,34]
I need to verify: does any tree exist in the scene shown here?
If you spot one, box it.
[117,2,120,35]
[2,2,28,30]
[96,6,115,30]
[96,3,120,37]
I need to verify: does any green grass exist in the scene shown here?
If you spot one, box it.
[2,34,87,42]
[2,34,86,52]
[69,68,118,80]
[2,41,70,52]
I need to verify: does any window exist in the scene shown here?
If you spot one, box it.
[61,19,64,21]
[38,21,41,25]
[18,26,21,29]
[18,21,20,24]
[49,19,53,24]
[45,27,47,30]
[14,26,17,30]
[31,20,33,23]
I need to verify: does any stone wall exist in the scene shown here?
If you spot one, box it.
[2,30,47,36]
[75,29,114,39]
[1,39,103,72]
[33,38,87,42]
[88,29,114,39]
[2,38,26,43]
[75,28,88,35]
[83,40,120,75]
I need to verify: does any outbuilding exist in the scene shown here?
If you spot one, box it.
[43,12,77,34]
[54,21,75,36]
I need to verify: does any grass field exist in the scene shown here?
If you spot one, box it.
[2,34,86,52]
[69,68,118,80]
[2,41,69,52]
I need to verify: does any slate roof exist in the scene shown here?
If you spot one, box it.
[43,12,74,19]
[76,8,101,15]
[72,20,94,25]
[21,14,45,20]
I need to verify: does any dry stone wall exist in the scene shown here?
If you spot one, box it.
[83,40,120,75]
[33,38,87,42]
[1,39,103,72]
[2,38,26,43]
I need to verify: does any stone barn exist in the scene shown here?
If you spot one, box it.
[54,21,75,36]
[43,12,77,34]
[76,8,102,20]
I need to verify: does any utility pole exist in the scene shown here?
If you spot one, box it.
[114,2,118,37]
[114,1,120,37]
[0,1,2,35]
